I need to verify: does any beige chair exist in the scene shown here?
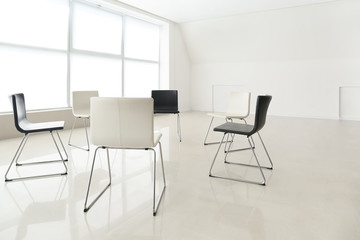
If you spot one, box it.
[204,92,251,147]
[68,91,99,151]
[83,97,166,216]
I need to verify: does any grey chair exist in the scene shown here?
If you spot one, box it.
[5,93,68,182]
[209,95,273,185]
[152,90,181,142]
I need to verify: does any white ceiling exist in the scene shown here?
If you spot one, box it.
[116,0,339,23]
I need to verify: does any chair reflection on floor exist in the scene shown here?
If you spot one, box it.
[4,177,67,239]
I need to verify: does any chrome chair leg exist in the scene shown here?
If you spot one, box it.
[159,142,166,186]
[84,145,166,216]
[225,118,254,153]
[68,117,77,145]
[14,134,29,166]
[257,132,273,169]
[204,117,215,145]
[68,117,90,151]
[209,134,226,175]
[248,137,266,185]
[150,142,166,216]
[204,117,233,146]
[209,133,267,185]
[5,131,68,182]
[177,113,182,142]
[224,133,273,170]
[84,147,112,212]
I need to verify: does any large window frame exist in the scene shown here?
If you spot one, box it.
[0,0,168,113]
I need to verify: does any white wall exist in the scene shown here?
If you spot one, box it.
[180,0,360,119]
[169,23,191,111]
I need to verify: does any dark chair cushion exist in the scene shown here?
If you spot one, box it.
[214,122,254,136]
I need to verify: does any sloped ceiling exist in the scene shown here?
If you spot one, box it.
[117,0,339,23]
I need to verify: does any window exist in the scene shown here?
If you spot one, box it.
[0,0,168,112]
[123,17,160,97]
[124,17,160,61]
[72,3,122,55]
[70,54,122,97]
[0,0,68,50]
[124,60,159,97]
[70,2,123,96]
[0,0,68,111]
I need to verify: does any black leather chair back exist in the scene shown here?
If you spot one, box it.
[151,90,179,113]
[250,95,272,135]
[9,93,27,133]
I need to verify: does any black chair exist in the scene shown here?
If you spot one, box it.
[209,95,273,185]
[5,93,68,182]
[151,90,181,142]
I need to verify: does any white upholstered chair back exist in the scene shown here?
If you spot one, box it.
[72,91,99,117]
[226,92,251,119]
[90,97,155,148]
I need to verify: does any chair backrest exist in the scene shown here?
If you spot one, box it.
[72,91,99,116]
[9,93,28,133]
[226,92,251,118]
[151,90,178,113]
[250,95,272,135]
[90,97,155,148]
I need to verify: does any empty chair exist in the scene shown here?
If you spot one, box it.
[84,97,166,216]
[68,90,99,151]
[204,91,251,145]
[5,93,68,181]
[209,95,273,185]
[152,90,181,142]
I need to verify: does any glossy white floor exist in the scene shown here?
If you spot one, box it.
[0,112,359,240]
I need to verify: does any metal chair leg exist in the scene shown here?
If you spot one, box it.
[204,117,215,145]
[5,131,68,182]
[68,117,90,151]
[150,142,166,216]
[248,137,266,185]
[84,145,166,216]
[209,133,267,185]
[84,147,112,212]
[257,132,273,169]
[204,117,233,146]
[224,133,273,170]
[209,134,226,175]
[177,113,182,142]
[224,118,254,153]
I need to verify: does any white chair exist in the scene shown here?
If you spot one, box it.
[83,97,166,216]
[204,92,251,147]
[68,91,99,151]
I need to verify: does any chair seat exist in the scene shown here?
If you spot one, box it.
[154,109,179,114]
[73,109,90,118]
[19,120,65,133]
[214,122,254,136]
[207,112,247,119]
